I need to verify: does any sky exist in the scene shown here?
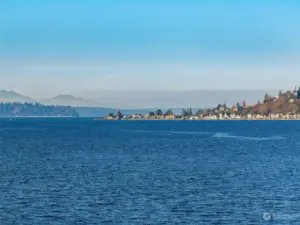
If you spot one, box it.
[0,0,300,106]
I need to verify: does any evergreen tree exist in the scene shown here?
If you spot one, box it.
[165,109,173,116]
[149,111,155,116]
[264,93,270,102]
[188,108,193,116]
[155,109,163,116]
[195,109,201,115]
[278,90,282,98]
[181,108,188,117]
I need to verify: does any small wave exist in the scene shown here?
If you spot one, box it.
[126,130,157,133]
[213,132,284,141]
[127,130,212,135]
[271,213,300,221]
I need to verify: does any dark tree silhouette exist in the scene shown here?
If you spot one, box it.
[181,108,188,117]
[195,109,201,115]
[165,109,173,116]
[264,93,270,103]
[188,108,193,116]
[155,109,163,116]
[278,90,282,98]
[0,102,78,117]
[149,111,155,116]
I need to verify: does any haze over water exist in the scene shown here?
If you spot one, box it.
[1,119,300,224]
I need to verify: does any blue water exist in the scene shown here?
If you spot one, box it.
[1,119,300,224]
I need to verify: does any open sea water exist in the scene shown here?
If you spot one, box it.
[1,119,300,224]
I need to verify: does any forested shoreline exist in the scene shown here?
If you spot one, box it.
[0,102,79,117]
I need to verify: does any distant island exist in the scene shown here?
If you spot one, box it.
[104,87,300,120]
[0,102,79,117]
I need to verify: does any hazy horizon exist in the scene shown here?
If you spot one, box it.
[0,88,283,109]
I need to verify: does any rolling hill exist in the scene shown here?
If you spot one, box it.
[250,93,300,114]
[0,90,36,103]
[42,94,97,107]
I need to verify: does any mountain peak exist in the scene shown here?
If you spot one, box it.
[52,94,83,101]
[43,94,96,107]
[0,90,35,103]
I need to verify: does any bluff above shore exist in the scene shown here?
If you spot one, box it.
[250,93,300,114]
[104,88,300,120]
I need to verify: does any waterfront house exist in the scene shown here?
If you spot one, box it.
[165,115,175,120]
[132,114,143,119]
[289,99,295,103]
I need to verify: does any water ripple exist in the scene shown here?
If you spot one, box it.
[1,119,300,224]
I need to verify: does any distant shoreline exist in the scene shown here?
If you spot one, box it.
[0,116,78,118]
[0,117,299,121]
[99,118,300,121]
[103,88,300,121]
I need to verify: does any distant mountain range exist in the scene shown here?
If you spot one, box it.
[42,94,96,107]
[0,90,35,103]
[0,90,156,117]
[0,88,280,117]
[0,90,95,107]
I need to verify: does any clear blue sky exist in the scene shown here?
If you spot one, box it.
[0,0,300,101]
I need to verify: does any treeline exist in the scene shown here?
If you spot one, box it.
[0,102,79,117]
[148,108,198,117]
[109,108,198,117]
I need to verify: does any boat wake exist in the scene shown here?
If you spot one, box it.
[213,132,285,141]
[126,130,285,141]
[127,130,212,135]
